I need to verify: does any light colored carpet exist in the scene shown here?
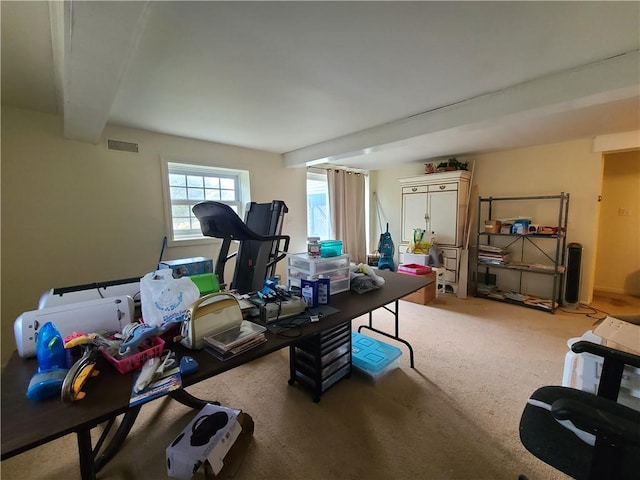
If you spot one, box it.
[1,295,602,480]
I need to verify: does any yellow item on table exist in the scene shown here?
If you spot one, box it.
[408,229,431,254]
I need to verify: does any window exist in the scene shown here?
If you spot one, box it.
[163,160,250,243]
[307,170,331,240]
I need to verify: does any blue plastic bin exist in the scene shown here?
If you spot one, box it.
[320,240,343,258]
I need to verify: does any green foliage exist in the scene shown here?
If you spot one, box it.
[436,158,468,170]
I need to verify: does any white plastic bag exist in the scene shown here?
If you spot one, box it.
[350,263,385,294]
[140,270,200,327]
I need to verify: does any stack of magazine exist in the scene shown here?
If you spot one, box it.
[203,320,267,361]
[478,244,510,265]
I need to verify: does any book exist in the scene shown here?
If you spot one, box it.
[478,244,510,264]
[478,244,509,254]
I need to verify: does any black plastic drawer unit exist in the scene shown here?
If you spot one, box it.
[288,322,352,402]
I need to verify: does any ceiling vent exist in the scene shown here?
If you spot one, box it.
[107,139,139,153]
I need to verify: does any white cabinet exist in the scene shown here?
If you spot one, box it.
[398,171,471,294]
[399,171,471,246]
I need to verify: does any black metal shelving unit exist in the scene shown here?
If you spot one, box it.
[474,193,570,313]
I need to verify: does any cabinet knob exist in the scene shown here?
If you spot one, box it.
[439,185,446,190]
[412,187,418,192]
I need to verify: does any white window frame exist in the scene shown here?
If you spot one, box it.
[306,169,331,240]
[161,158,251,246]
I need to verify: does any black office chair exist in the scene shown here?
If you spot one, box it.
[192,200,290,294]
[519,341,640,480]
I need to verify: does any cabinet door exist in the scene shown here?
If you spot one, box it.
[402,191,427,242]
[428,190,457,245]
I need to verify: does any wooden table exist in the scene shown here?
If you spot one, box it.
[1,270,429,479]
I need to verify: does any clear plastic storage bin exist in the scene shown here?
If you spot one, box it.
[286,253,350,295]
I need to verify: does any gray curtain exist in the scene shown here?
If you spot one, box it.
[327,169,366,264]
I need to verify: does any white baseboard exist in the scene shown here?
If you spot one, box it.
[593,286,640,297]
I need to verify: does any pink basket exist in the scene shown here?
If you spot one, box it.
[398,263,433,275]
[100,336,165,374]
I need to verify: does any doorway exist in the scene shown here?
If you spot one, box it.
[592,149,640,315]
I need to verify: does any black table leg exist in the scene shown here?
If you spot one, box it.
[77,428,96,480]
[77,389,216,478]
[358,300,415,368]
[170,388,219,409]
[74,390,217,478]
[93,405,141,472]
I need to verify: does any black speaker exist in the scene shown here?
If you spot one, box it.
[563,243,583,308]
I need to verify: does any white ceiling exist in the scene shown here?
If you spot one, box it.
[2,1,639,170]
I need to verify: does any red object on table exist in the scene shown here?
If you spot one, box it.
[398,263,432,275]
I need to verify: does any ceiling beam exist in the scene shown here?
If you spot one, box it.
[283,50,640,167]
[50,1,151,144]
[593,130,640,152]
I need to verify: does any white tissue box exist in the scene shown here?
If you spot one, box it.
[166,404,242,479]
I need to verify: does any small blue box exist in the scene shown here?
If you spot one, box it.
[320,240,343,258]
[351,332,402,378]
[158,257,213,278]
[511,220,531,235]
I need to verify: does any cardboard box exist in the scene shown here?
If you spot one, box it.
[563,326,640,411]
[500,224,513,234]
[402,253,428,265]
[484,220,501,233]
[593,316,640,354]
[166,404,242,480]
[159,257,213,278]
[399,271,436,305]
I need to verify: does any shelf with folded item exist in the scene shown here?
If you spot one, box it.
[477,260,566,275]
[475,288,558,312]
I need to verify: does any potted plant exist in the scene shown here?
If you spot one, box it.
[434,158,468,172]
[448,158,468,170]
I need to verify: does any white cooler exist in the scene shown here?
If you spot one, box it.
[562,330,640,411]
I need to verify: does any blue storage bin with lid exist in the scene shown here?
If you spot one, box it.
[320,240,343,258]
[351,331,402,379]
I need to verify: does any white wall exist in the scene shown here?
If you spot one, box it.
[370,139,605,305]
[2,106,633,362]
[1,107,307,363]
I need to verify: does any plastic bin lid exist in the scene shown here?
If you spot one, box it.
[351,331,402,373]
